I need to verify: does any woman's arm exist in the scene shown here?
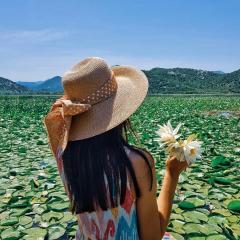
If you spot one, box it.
[132,149,188,239]
[157,169,179,235]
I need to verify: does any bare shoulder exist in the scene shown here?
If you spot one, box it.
[125,146,155,179]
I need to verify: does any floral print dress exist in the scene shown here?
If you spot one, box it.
[55,145,175,240]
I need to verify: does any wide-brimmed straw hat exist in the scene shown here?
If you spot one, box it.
[43,57,149,158]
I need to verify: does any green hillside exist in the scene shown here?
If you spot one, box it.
[1,68,240,94]
[144,68,240,94]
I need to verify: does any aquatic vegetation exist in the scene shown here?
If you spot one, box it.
[0,95,239,239]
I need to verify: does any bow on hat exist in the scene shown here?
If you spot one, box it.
[43,95,91,159]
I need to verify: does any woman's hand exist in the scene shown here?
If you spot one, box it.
[50,95,69,111]
[165,155,189,178]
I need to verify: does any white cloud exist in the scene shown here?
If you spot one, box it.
[0,29,71,43]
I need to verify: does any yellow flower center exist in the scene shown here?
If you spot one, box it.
[190,148,196,156]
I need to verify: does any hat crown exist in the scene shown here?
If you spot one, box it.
[62,57,113,100]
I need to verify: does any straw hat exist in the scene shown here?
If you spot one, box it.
[43,57,148,158]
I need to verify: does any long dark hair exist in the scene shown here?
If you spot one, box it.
[62,118,153,214]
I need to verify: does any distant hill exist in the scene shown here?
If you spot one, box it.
[0,77,32,94]
[212,71,225,75]
[17,76,63,93]
[16,80,44,89]
[143,68,240,94]
[2,68,240,95]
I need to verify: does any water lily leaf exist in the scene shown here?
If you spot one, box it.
[211,156,231,169]
[41,211,63,222]
[227,200,240,213]
[183,223,205,235]
[214,177,232,185]
[208,215,227,225]
[185,198,205,207]
[187,237,205,240]
[48,225,66,239]
[170,213,184,221]
[0,217,18,226]
[10,199,29,208]
[169,232,184,240]
[19,216,32,225]
[183,211,208,223]
[23,227,47,239]
[178,201,196,210]
[1,227,21,240]
[60,212,75,223]
[47,201,69,212]
[206,235,227,240]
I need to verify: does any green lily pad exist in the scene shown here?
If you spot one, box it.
[227,200,240,213]
[60,212,75,223]
[0,217,18,226]
[47,201,69,212]
[178,201,196,210]
[183,211,208,223]
[48,225,66,239]
[1,227,21,240]
[169,232,184,240]
[206,235,227,240]
[11,199,29,208]
[208,215,227,225]
[19,216,32,225]
[188,237,205,240]
[23,227,47,239]
[185,198,205,207]
[211,155,231,168]
[41,211,63,222]
[183,223,205,235]
[214,177,232,185]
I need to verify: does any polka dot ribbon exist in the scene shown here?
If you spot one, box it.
[43,73,118,159]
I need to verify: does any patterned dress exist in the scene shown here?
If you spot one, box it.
[55,145,175,240]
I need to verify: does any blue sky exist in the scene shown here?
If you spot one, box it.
[1,0,240,81]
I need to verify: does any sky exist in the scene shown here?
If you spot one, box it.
[0,0,240,82]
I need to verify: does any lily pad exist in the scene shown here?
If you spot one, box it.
[211,156,231,169]
[19,216,32,226]
[206,235,227,240]
[23,227,47,239]
[48,225,66,239]
[47,201,69,212]
[0,217,18,226]
[227,200,240,213]
[183,211,208,223]
[185,198,205,207]
[178,201,196,210]
[1,227,21,240]
[41,211,63,222]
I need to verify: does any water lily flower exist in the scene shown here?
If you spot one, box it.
[182,138,202,165]
[156,121,202,165]
[156,120,182,146]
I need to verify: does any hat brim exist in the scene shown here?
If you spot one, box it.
[68,65,148,141]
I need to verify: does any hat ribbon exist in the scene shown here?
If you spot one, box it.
[43,73,118,162]
[43,96,91,160]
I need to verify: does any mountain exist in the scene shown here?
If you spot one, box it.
[143,68,240,94]
[2,68,240,95]
[0,77,32,94]
[16,80,44,89]
[17,76,63,93]
[212,71,225,75]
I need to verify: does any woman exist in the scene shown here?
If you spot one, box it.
[43,57,188,240]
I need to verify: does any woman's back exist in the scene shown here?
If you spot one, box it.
[75,147,139,240]
[44,57,178,239]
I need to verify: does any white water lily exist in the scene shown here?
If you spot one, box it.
[156,121,202,165]
[183,139,202,165]
[156,120,182,146]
